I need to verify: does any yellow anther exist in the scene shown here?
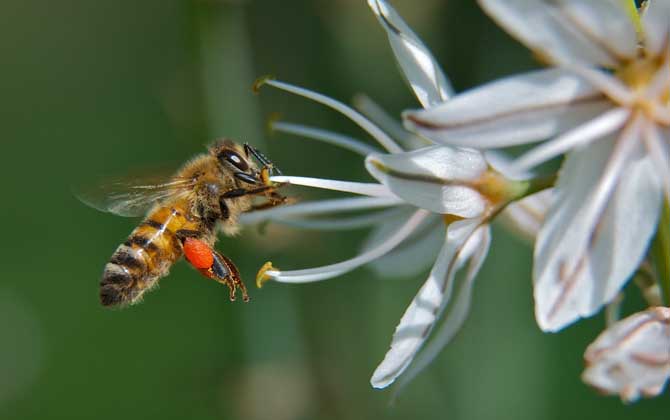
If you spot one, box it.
[256,261,278,288]
[260,167,273,186]
[252,75,276,94]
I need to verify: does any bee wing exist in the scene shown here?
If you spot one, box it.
[75,174,195,217]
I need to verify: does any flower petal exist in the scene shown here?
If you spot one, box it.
[642,0,670,57]
[370,218,483,388]
[478,0,637,66]
[403,68,610,148]
[582,307,670,403]
[361,213,445,279]
[390,224,492,395]
[368,0,453,107]
[642,124,670,202]
[534,126,662,332]
[499,189,553,242]
[365,146,488,217]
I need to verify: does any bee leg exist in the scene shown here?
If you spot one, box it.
[221,185,278,199]
[249,194,293,211]
[211,250,249,302]
[182,238,249,302]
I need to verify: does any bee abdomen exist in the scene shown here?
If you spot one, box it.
[100,213,185,307]
[100,244,148,307]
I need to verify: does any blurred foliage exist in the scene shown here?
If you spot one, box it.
[0,0,667,419]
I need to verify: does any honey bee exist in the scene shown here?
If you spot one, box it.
[78,139,286,307]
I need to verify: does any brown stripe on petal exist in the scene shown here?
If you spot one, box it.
[405,93,607,131]
[630,352,670,367]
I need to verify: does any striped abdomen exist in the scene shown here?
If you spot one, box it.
[100,206,198,307]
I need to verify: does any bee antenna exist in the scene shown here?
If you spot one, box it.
[244,143,282,175]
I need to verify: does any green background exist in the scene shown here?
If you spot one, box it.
[1,0,666,419]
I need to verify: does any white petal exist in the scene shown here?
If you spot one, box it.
[534,123,662,332]
[370,218,483,388]
[478,0,636,66]
[391,225,492,395]
[499,189,553,242]
[403,68,610,148]
[365,146,488,217]
[512,107,630,172]
[368,0,453,107]
[642,0,670,56]
[583,307,670,402]
[270,176,395,198]
[361,213,445,279]
[642,123,670,202]
[266,210,430,283]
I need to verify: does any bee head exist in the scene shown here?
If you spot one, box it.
[211,139,252,172]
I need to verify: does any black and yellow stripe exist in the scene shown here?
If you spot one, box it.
[100,204,202,307]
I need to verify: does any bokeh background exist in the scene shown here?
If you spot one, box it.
[1,0,667,419]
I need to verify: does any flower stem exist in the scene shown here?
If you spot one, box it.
[521,173,557,198]
[651,200,670,305]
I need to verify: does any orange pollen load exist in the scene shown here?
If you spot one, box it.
[183,238,214,269]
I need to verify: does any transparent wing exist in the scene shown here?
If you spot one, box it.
[75,173,195,217]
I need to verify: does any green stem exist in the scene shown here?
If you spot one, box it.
[651,200,670,306]
[521,173,558,198]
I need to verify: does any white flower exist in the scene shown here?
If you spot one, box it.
[248,0,552,393]
[582,306,670,403]
[403,0,669,332]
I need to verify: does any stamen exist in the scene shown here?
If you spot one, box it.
[271,207,408,231]
[257,78,404,153]
[512,107,630,171]
[240,196,404,224]
[271,120,380,156]
[270,175,396,198]
[353,94,431,148]
[261,209,430,283]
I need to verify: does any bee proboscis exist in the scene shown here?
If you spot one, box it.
[78,139,287,307]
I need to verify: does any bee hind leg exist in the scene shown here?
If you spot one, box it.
[210,250,249,303]
[182,238,249,302]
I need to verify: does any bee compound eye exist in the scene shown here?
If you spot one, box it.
[218,150,249,172]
